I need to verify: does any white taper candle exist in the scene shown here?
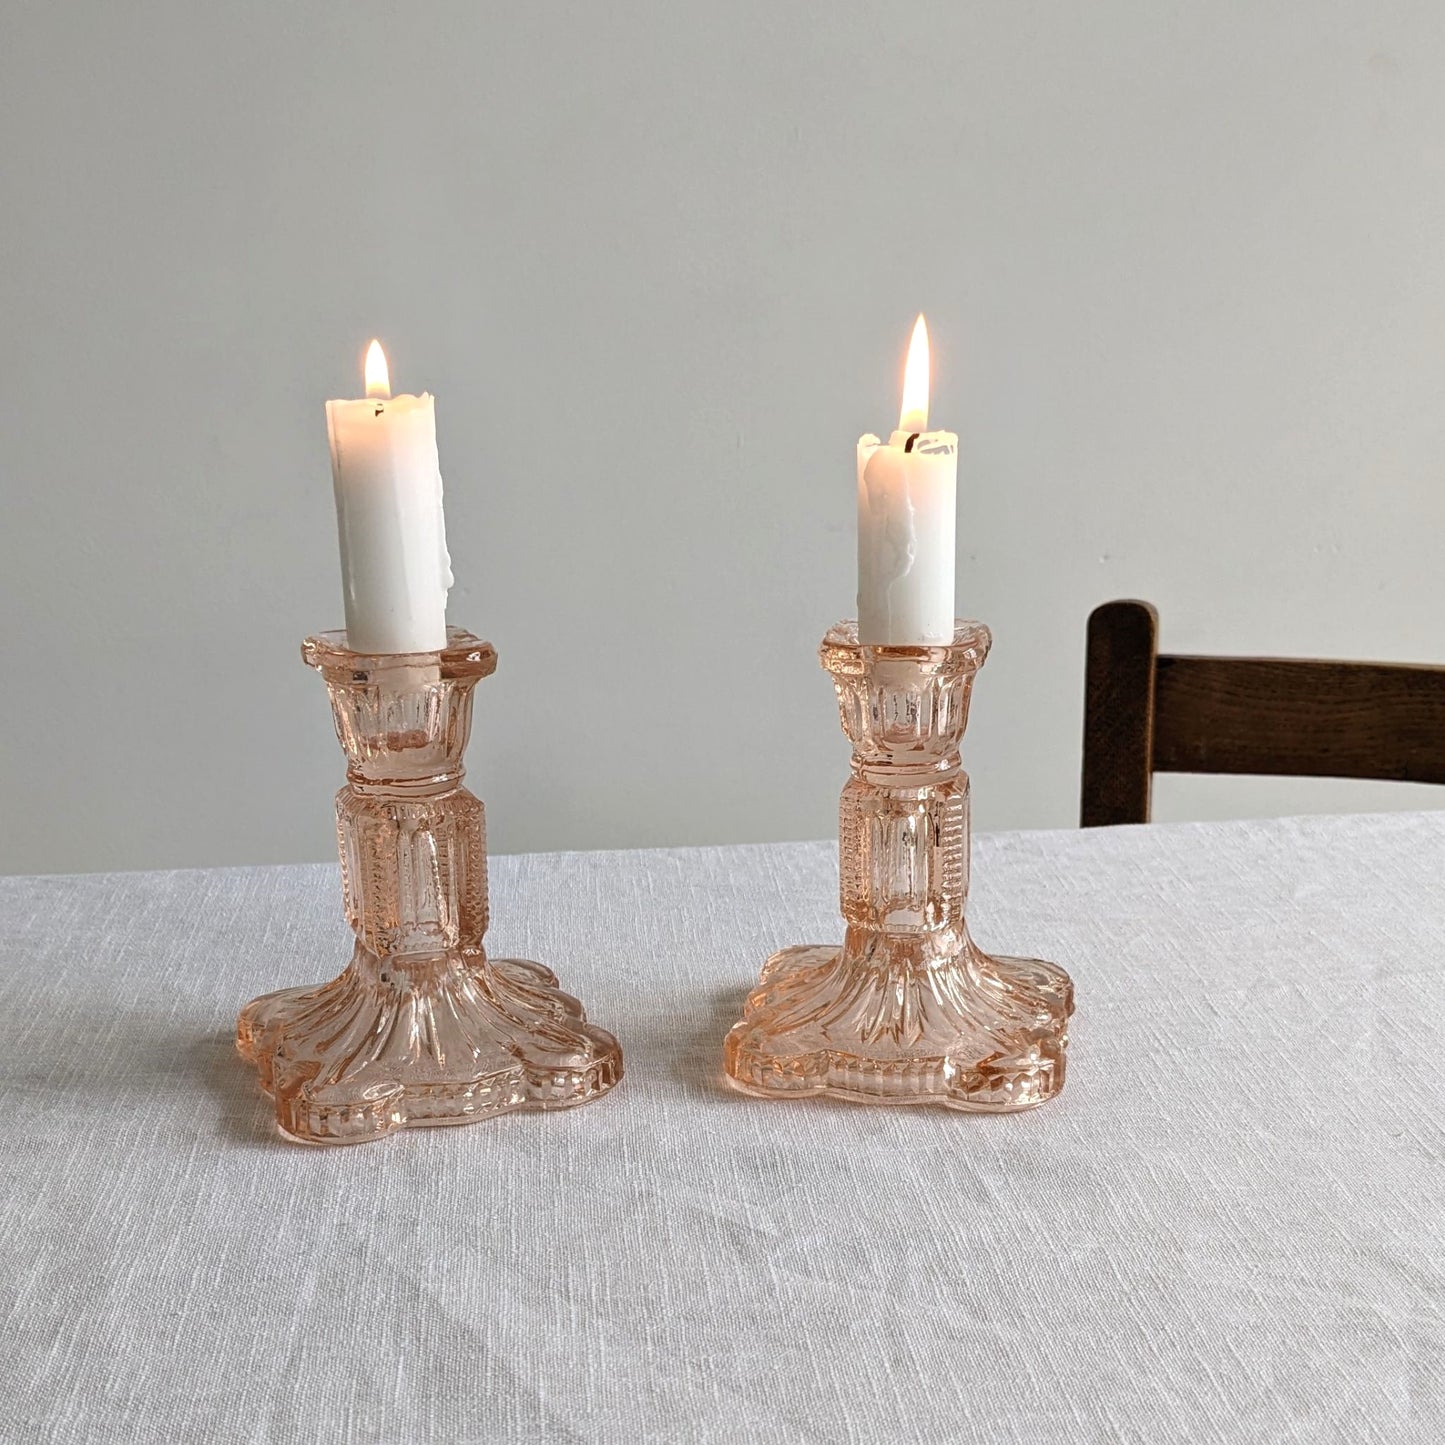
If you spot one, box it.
[856,316,957,645]
[325,341,453,654]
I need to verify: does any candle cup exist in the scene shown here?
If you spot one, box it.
[237,627,622,1144]
[723,621,1073,1110]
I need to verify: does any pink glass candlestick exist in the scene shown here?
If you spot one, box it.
[724,621,1073,1110]
[237,628,622,1144]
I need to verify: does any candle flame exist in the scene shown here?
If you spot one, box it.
[364,339,391,401]
[898,314,929,433]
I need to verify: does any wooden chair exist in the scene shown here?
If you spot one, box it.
[1080,598,1445,826]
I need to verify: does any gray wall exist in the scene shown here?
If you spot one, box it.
[4,2,1444,875]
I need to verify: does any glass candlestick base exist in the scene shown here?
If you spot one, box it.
[237,628,622,1145]
[724,621,1074,1111]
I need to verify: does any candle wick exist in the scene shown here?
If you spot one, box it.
[903,433,920,453]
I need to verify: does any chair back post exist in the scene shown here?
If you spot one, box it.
[1081,600,1158,826]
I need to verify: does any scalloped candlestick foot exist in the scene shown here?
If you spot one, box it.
[724,944,1071,1110]
[237,629,622,1145]
[723,621,1074,1112]
[237,954,622,1144]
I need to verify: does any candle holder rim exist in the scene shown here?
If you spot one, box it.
[822,618,992,666]
[301,626,497,681]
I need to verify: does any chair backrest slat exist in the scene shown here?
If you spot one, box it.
[1081,598,1445,825]
[1153,654,1445,784]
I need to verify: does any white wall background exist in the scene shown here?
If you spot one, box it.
[4,1,1445,875]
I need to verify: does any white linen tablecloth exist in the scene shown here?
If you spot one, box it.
[1,813,1441,1444]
